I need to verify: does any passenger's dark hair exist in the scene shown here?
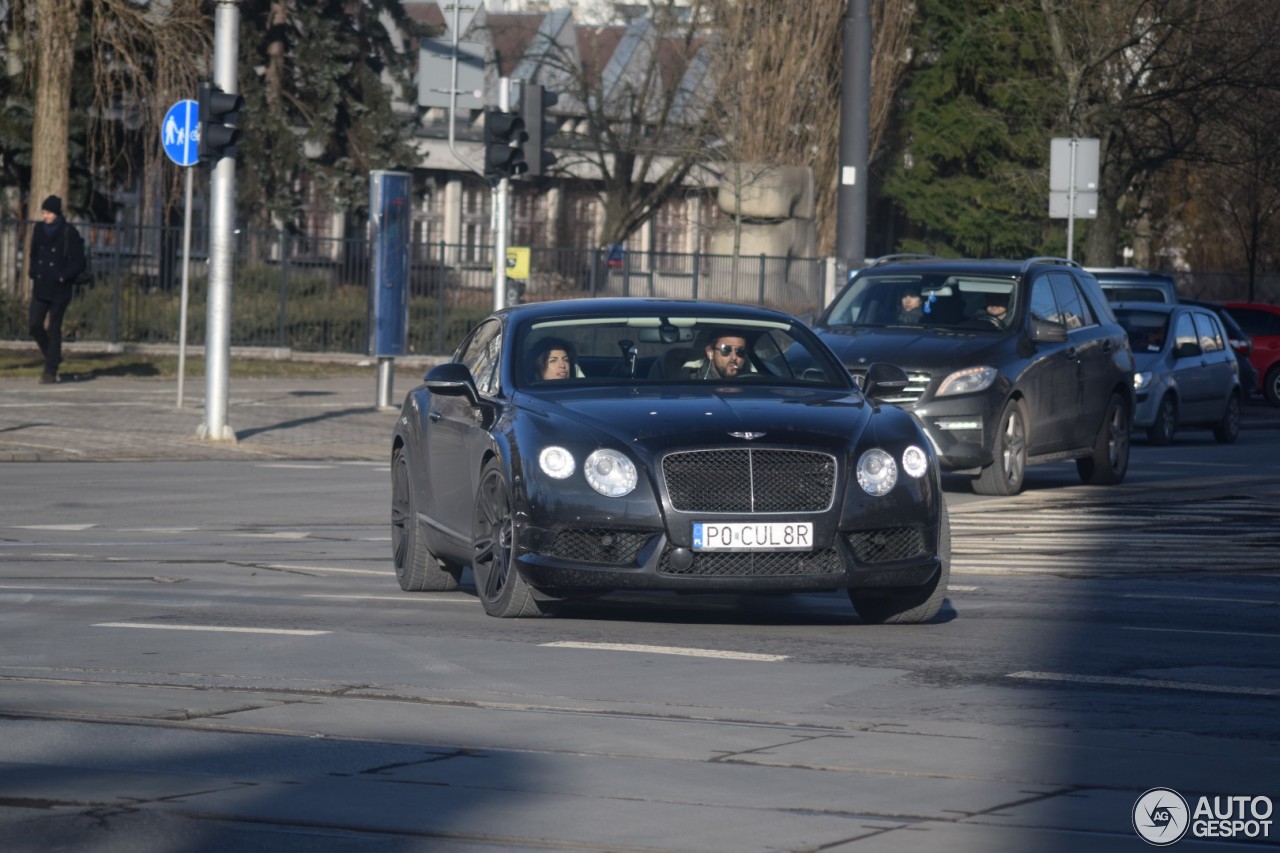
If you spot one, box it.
[531,336,577,380]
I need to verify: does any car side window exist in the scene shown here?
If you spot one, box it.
[1173,313,1199,356]
[1191,311,1224,353]
[458,319,502,396]
[1071,280,1098,327]
[1048,272,1087,330]
[1029,276,1062,326]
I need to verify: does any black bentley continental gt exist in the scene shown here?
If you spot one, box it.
[391,298,950,623]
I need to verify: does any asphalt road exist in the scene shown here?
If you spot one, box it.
[1,442,1278,852]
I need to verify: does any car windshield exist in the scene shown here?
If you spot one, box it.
[825,272,1019,332]
[1113,308,1170,354]
[515,313,850,389]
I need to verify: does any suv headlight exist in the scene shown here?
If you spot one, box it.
[936,366,997,397]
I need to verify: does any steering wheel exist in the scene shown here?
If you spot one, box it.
[975,314,1004,329]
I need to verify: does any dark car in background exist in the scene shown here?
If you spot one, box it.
[813,256,1135,496]
[1112,301,1242,444]
[1088,267,1179,304]
[1179,298,1258,395]
[391,298,951,624]
[1223,302,1280,406]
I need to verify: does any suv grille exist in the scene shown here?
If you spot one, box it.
[662,449,835,513]
[658,544,842,577]
[851,370,931,405]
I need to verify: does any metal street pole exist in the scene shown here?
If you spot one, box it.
[494,77,512,312]
[835,0,871,276]
[199,0,240,442]
[176,165,193,408]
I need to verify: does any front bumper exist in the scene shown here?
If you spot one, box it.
[907,391,1002,471]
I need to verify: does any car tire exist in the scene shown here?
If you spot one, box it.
[1077,393,1130,485]
[391,444,461,592]
[1265,365,1280,407]
[471,459,545,618]
[1213,392,1241,444]
[1146,394,1177,445]
[972,400,1027,496]
[850,502,950,625]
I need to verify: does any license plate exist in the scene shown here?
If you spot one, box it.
[692,522,814,551]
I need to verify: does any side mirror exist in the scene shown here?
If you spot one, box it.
[862,361,910,401]
[1031,317,1068,343]
[425,362,481,405]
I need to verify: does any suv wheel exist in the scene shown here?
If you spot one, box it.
[1077,393,1130,485]
[973,400,1026,496]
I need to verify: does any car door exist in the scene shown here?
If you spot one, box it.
[1052,271,1115,445]
[1021,273,1078,453]
[1168,311,1216,422]
[424,319,503,543]
[1188,310,1236,419]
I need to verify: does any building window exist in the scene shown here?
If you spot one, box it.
[460,179,491,263]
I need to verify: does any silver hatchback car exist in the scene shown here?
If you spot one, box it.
[1112,302,1242,444]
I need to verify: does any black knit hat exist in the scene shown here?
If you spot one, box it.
[41,195,62,216]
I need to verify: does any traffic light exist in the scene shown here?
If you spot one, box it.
[483,109,527,182]
[521,84,559,178]
[198,81,243,162]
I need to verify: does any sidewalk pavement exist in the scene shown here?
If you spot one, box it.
[0,373,413,462]
[3,372,1279,463]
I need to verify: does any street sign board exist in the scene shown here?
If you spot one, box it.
[1049,137,1099,192]
[418,38,487,109]
[1050,190,1098,219]
[162,100,200,167]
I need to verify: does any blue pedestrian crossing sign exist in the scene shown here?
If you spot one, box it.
[162,100,199,167]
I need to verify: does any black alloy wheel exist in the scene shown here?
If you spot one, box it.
[1213,393,1241,444]
[391,444,460,592]
[1265,365,1280,407]
[471,459,544,618]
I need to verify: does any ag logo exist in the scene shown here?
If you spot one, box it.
[1134,787,1190,845]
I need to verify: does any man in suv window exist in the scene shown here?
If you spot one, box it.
[813,257,1135,496]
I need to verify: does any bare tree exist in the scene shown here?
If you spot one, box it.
[705,0,914,255]
[20,0,208,217]
[1041,0,1280,266]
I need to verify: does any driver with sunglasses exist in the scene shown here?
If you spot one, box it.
[694,330,751,380]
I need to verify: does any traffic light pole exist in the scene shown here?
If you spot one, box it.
[198,0,240,442]
[493,77,512,312]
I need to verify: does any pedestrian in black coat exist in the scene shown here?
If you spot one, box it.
[28,195,86,383]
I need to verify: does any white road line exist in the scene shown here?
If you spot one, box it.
[542,641,788,662]
[12,524,97,531]
[1121,626,1280,639]
[233,532,312,539]
[949,585,980,592]
[264,564,390,575]
[1007,670,1280,697]
[304,594,472,603]
[256,463,336,469]
[94,622,329,636]
[1122,593,1279,605]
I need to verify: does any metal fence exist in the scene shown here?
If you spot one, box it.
[0,219,832,357]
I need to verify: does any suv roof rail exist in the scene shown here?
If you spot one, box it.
[1022,256,1081,272]
[866,253,940,268]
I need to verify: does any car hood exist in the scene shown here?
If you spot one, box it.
[815,325,1007,371]
[1132,351,1169,372]
[518,385,872,451]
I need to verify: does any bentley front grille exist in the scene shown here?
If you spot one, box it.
[658,545,843,577]
[547,529,651,565]
[846,527,927,564]
[662,448,836,513]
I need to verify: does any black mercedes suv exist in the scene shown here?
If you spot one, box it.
[813,256,1136,495]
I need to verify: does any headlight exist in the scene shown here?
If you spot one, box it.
[1133,371,1152,391]
[539,446,575,479]
[936,366,997,397]
[857,449,898,496]
[584,449,637,497]
[902,445,929,478]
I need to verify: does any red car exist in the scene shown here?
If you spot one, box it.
[1224,302,1280,405]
